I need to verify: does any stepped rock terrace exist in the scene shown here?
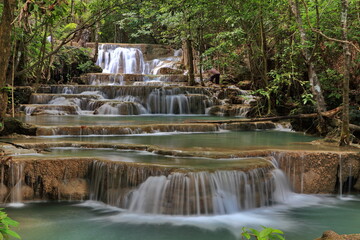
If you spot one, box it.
[4,43,360,240]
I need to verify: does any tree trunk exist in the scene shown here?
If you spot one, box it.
[93,22,100,63]
[339,0,350,146]
[36,21,49,87]
[46,30,55,82]
[0,0,16,131]
[186,107,343,124]
[197,26,205,87]
[259,6,268,87]
[186,39,195,86]
[288,0,327,114]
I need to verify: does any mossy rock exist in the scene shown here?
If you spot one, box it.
[0,118,37,136]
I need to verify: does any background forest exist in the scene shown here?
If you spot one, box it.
[0,0,359,142]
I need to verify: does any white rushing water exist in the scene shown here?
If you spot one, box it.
[96,44,182,75]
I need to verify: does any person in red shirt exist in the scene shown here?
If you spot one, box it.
[207,68,220,84]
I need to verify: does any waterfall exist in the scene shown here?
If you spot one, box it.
[97,46,146,74]
[96,44,183,76]
[127,170,274,215]
[88,161,281,215]
[89,161,171,207]
[339,154,343,197]
[147,89,191,114]
[8,163,24,204]
[1,156,308,214]
[26,86,213,115]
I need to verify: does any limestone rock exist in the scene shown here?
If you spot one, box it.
[58,178,89,200]
[315,230,360,240]
[207,104,251,117]
[22,185,34,200]
[0,184,8,202]
[157,67,183,75]
[0,118,37,136]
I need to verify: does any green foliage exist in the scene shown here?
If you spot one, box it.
[51,47,99,83]
[241,226,285,240]
[318,69,343,108]
[1,0,358,120]
[0,209,21,239]
[77,61,94,72]
[301,93,315,105]
[350,106,360,126]
[0,87,12,94]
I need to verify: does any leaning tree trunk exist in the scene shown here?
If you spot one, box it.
[0,0,16,131]
[289,0,327,114]
[339,0,350,146]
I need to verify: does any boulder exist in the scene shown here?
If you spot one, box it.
[157,67,184,75]
[0,118,37,136]
[315,230,360,240]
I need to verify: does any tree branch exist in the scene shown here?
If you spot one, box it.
[185,107,343,124]
[15,3,123,77]
[301,0,360,53]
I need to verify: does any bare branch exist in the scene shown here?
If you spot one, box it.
[15,4,120,77]
[301,0,360,53]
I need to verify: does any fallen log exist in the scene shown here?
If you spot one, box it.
[187,106,360,133]
[186,107,343,124]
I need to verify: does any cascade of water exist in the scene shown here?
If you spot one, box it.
[89,161,171,207]
[9,163,24,203]
[174,49,183,57]
[89,74,125,85]
[96,44,182,76]
[347,164,352,194]
[93,102,148,115]
[0,165,7,202]
[97,46,146,74]
[339,154,343,197]
[88,160,280,215]
[27,86,213,115]
[147,89,191,114]
[24,106,37,115]
[271,152,301,191]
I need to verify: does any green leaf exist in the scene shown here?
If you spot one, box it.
[242,232,251,239]
[272,229,284,234]
[274,234,285,240]
[259,227,274,238]
[3,229,21,239]
[3,217,19,227]
[250,228,260,236]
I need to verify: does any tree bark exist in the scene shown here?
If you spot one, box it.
[289,0,327,114]
[0,0,16,131]
[197,26,205,87]
[186,39,195,86]
[93,22,100,63]
[35,21,49,87]
[186,107,343,124]
[259,6,268,87]
[339,0,350,146]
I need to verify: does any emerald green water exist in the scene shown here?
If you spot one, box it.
[19,148,269,168]
[5,197,360,240]
[11,131,323,152]
[17,115,226,126]
[9,115,357,239]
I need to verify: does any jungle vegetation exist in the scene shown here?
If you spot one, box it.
[0,0,359,144]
